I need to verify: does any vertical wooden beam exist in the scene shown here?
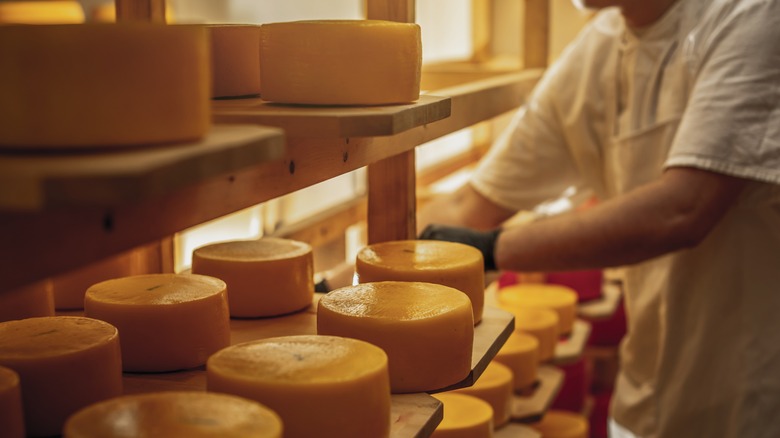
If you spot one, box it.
[365,0,415,22]
[523,0,550,68]
[471,0,493,63]
[116,0,166,23]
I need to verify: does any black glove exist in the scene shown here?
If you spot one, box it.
[418,224,501,271]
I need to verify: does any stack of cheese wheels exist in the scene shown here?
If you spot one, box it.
[318,281,474,393]
[192,238,314,318]
[0,316,122,437]
[52,251,138,310]
[431,393,493,438]
[0,280,54,322]
[209,25,262,98]
[530,410,589,438]
[355,240,485,324]
[498,284,578,335]
[503,307,559,362]
[0,366,24,438]
[64,391,283,438]
[493,332,540,391]
[0,23,209,149]
[452,361,514,428]
[84,273,230,372]
[0,1,84,24]
[207,335,391,438]
[260,20,421,105]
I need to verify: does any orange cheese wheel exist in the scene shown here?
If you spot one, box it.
[530,410,589,438]
[260,20,421,105]
[499,284,578,335]
[209,25,262,98]
[0,280,54,323]
[192,238,314,318]
[493,332,539,390]
[90,2,175,23]
[318,281,474,393]
[452,361,514,427]
[500,306,559,362]
[0,366,24,438]
[64,391,283,438]
[207,335,391,438]
[356,240,485,324]
[431,393,493,438]
[0,316,122,437]
[0,23,209,149]
[52,251,138,310]
[84,273,230,372]
[0,1,84,24]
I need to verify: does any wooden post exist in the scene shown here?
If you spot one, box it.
[365,0,415,23]
[471,0,493,63]
[523,0,550,68]
[115,0,166,23]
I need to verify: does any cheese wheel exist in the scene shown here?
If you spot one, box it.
[260,20,421,105]
[500,306,559,362]
[0,280,54,323]
[452,361,514,427]
[91,2,175,23]
[64,391,283,438]
[84,273,230,372]
[0,316,122,437]
[318,281,474,393]
[0,1,84,24]
[207,335,391,438]
[356,240,485,324]
[0,366,24,438]
[52,251,138,310]
[209,25,262,98]
[493,332,540,391]
[431,393,493,438]
[530,410,589,438]
[191,238,314,318]
[0,23,209,149]
[498,284,578,335]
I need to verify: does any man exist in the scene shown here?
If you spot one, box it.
[419,0,780,436]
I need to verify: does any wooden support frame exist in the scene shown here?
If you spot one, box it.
[524,0,550,68]
[115,0,166,22]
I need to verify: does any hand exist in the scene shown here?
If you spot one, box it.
[418,224,501,271]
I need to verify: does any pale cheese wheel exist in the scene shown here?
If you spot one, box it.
[0,316,122,437]
[0,23,209,149]
[499,284,578,335]
[207,335,391,438]
[431,393,493,438]
[0,366,24,438]
[0,280,54,323]
[64,391,283,438]
[52,251,138,310]
[500,306,559,362]
[0,1,84,24]
[318,281,473,393]
[84,273,230,372]
[494,332,540,390]
[209,25,262,98]
[260,20,421,105]
[452,361,514,427]
[356,240,485,324]
[530,410,589,438]
[191,238,314,318]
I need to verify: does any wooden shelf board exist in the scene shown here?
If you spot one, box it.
[495,423,542,438]
[510,365,564,423]
[553,319,592,365]
[578,281,623,320]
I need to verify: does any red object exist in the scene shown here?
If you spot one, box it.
[546,270,604,303]
[585,296,627,347]
[589,389,612,438]
[551,359,589,413]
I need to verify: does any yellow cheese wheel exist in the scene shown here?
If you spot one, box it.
[0,280,54,323]
[52,251,138,310]
[0,1,84,24]
[356,240,485,324]
[0,316,122,437]
[0,23,209,149]
[84,273,230,372]
[260,20,421,105]
[318,281,474,393]
[90,2,175,23]
[500,306,559,362]
[64,391,283,438]
[494,332,540,391]
[499,284,578,335]
[209,25,262,98]
[192,238,314,318]
[452,361,514,427]
[431,393,493,438]
[530,410,589,438]
[207,335,391,438]
[0,366,24,438]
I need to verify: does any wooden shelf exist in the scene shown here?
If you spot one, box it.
[578,281,623,320]
[553,319,592,365]
[511,365,565,423]
[495,423,542,438]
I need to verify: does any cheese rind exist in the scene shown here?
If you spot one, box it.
[209,25,262,98]
[0,280,54,323]
[530,410,589,438]
[431,393,493,438]
[500,306,559,362]
[452,361,514,427]
[498,284,578,335]
[317,281,474,393]
[207,335,391,438]
[64,391,283,438]
[0,366,24,438]
[84,273,231,372]
[0,1,84,24]
[493,332,540,390]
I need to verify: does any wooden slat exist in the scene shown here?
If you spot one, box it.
[524,0,550,68]
[511,366,564,423]
[115,0,166,22]
[365,0,415,22]
[367,151,416,243]
[471,0,493,63]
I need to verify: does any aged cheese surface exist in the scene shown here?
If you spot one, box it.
[500,306,559,362]
[0,280,54,323]
[452,360,514,427]
[431,393,493,438]
[498,284,578,335]
[530,410,589,438]
[493,332,540,390]
[209,25,262,98]
[0,366,24,438]
[0,1,84,24]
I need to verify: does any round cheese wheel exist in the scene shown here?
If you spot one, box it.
[209,24,262,98]
[207,335,391,438]
[0,23,209,150]
[452,361,514,427]
[84,273,230,372]
[431,393,493,438]
[500,306,559,362]
[355,240,484,324]
[530,410,589,438]
[493,332,539,390]
[498,284,578,335]
[52,251,138,310]
[192,238,314,318]
[0,280,54,323]
[318,281,474,393]
[260,20,421,105]
[0,366,24,438]
[0,316,122,437]
[0,1,84,24]
[64,391,283,438]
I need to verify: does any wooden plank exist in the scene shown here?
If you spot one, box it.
[115,0,166,22]
[367,150,416,243]
[471,0,493,63]
[511,365,564,423]
[578,281,623,320]
[524,0,550,68]
[552,319,592,365]
[366,0,415,22]
[495,423,542,438]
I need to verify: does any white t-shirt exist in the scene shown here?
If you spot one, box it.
[471,0,780,436]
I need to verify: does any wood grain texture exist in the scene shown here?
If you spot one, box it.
[367,150,416,243]
[366,0,415,22]
[524,0,550,68]
[115,0,166,22]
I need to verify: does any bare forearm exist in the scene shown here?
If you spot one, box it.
[418,184,515,232]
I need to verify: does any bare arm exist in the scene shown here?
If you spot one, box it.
[417,183,517,232]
